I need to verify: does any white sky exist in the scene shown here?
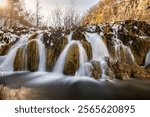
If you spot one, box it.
[24,0,99,18]
[0,0,7,7]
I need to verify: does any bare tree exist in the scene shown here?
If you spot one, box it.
[35,0,41,28]
[63,8,81,30]
[50,6,81,30]
[50,6,63,29]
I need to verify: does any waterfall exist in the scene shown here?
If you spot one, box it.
[0,33,47,72]
[76,32,110,78]
[53,40,88,73]
[76,62,93,77]
[0,35,28,71]
[99,58,108,78]
[145,50,150,67]
[85,32,109,60]
[112,37,135,62]
[67,32,73,42]
[37,34,46,71]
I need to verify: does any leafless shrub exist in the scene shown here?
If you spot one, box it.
[49,6,82,30]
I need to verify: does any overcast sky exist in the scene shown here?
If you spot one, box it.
[24,0,99,18]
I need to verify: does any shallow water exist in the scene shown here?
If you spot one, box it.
[1,72,150,100]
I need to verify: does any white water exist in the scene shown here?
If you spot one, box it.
[0,33,47,71]
[0,35,28,71]
[85,32,109,60]
[67,32,73,42]
[75,32,110,78]
[99,58,108,78]
[76,62,93,77]
[37,34,46,71]
[112,37,135,62]
[53,40,88,73]
[145,50,150,67]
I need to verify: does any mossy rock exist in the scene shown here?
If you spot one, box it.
[64,44,79,75]
[116,73,129,80]
[46,48,55,71]
[0,44,10,55]
[81,40,92,61]
[27,40,39,71]
[91,61,101,80]
[28,33,38,41]
[14,47,24,71]
[72,30,87,42]
[109,60,150,80]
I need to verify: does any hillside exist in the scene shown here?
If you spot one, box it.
[83,0,150,24]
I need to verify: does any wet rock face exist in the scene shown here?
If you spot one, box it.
[64,44,79,75]
[102,20,150,66]
[27,40,39,71]
[72,30,93,61]
[14,47,24,71]
[72,30,87,42]
[0,33,19,55]
[108,60,150,80]
[91,61,101,80]
[81,41,92,61]
[28,33,38,41]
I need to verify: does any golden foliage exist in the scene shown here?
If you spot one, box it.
[83,0,150,24]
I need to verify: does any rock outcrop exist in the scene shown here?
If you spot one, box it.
[83,0,150,24]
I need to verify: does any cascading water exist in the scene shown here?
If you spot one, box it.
[76,62,93,77]
[0,35,29,71]
[112,37,135,63]
[111,24,135,63]
[67,32,73,42]
[37,34,46,71]
[0,33,47,72]
[145,50,150,67]
[85,32,109,60]
[53,40,88,73]
[76,32,110,78]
